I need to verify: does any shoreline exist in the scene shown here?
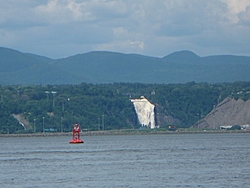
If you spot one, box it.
[1,129,250,137]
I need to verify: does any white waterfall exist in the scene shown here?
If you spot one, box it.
[130,96,156,129]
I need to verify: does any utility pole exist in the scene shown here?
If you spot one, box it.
[61,117,63,133]
[197,113,199,129]
[102,114,104,130]
[51,91,57,107]
[98,117,100,131]
[43,117,45,134]
[34,119,36,133]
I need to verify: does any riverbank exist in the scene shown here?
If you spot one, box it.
[1,129,250,137]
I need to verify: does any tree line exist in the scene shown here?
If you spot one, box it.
[0,81,250,134]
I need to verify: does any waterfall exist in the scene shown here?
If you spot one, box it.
[130,96,156,129]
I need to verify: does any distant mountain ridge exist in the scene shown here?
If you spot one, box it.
[0,47,250,85]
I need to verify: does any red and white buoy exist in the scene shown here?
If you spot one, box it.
[69,123,84,144]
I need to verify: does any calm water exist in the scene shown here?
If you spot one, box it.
[1,133,250,187]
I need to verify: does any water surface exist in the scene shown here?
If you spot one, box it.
[1,133,250,187]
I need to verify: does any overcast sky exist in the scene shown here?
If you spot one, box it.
[0,0,250,58]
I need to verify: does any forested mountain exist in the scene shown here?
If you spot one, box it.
[1,47,250,134]
[1,47,250,84]
[1,82,250,134]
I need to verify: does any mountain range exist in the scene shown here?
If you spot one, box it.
[1,46,250,85]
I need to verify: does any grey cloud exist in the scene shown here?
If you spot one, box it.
[238,5,250,25]
[0,0,249,58]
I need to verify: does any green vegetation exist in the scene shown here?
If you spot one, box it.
[1,81,250,134]
[1,47,250,85]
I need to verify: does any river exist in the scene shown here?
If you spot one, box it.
[0,133,250,187]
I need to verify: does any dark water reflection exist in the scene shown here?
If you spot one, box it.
[1,133,250,187]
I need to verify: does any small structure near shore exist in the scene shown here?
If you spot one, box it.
[69,123,84,144]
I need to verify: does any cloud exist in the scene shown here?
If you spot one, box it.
[0,0,249,58]
[34,0,86,23]
[33,0,129,24]
[221,0,250,23]
[238,5,250,25]
[129,40,144,50]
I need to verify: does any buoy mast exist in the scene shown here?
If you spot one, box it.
[69,123,84,144]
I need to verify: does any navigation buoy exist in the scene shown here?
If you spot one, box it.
[69,123,84,144]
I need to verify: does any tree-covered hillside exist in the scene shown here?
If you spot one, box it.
[1,47,250,85]
[1,82,250,134]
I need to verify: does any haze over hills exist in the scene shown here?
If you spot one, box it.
[0,46,250,85]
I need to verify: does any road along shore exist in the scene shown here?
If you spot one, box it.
[1,129,250,137]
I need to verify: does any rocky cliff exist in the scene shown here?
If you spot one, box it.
[193,97,250,129]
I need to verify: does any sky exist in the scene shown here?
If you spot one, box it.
[0,0,250,59]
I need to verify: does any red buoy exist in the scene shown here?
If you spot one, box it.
[69,123,84,144]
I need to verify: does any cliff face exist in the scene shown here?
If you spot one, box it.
[154,103,182,127]
[194,97,250,129]
[12,114,31,130]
